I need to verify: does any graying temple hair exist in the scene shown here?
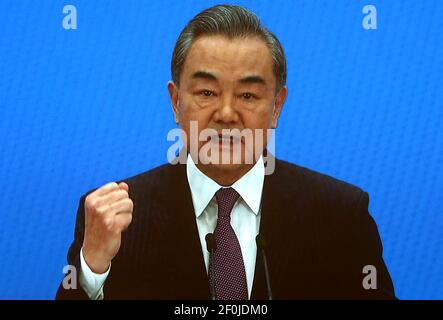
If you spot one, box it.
[171,4,287,92]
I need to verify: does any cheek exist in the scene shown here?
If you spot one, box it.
[242,107,274,129]
[178,96,208,120]
[178,104,213,134]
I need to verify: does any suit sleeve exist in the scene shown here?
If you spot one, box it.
[353,191,397,299]
[55,195,91,300]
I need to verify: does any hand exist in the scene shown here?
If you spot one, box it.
[82,182,133,274]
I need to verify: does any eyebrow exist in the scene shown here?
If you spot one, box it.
[191,71,266,86]
[238,75,266,86]
[191,71,218,81]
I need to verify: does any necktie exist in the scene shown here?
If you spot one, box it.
[209,187,248,300]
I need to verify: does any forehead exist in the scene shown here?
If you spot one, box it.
[181,35,275,84]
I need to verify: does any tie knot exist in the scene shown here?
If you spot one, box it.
[215,187,240,218]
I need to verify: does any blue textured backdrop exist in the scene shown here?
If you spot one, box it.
[0,0,442,299]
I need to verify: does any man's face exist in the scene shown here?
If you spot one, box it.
[168,35,287,172]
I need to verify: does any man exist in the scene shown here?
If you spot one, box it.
[56,4,395,299]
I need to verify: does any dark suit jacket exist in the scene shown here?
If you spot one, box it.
[56,155,395,299]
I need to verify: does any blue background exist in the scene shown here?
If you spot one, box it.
[0,0,442,299]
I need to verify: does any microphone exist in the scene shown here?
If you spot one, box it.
[205,233,217,300]
[256,234,273,300]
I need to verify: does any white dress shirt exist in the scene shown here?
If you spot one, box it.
[79,154,265,299]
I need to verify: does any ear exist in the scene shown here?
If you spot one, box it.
[271,86,288,129]
[167,81,180,124]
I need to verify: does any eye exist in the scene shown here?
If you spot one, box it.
[201,90,214,97]
[241,92,254,100]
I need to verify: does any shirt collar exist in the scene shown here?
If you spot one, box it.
[186,154,265,218]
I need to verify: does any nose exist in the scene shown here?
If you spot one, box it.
[213,95,239,125]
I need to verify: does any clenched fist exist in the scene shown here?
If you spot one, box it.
[82,182,133,274]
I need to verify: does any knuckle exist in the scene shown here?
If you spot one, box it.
[120,217,132,232]
[125,213,133,223]
[90,199,99,209]
[85,195,93,207]
[86,201,98,214]
[96,206,105,215]
[127,199,134,211]
[103,217,114,231]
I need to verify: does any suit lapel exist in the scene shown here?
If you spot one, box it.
[251,157,302,299]
[165,162,211,298]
